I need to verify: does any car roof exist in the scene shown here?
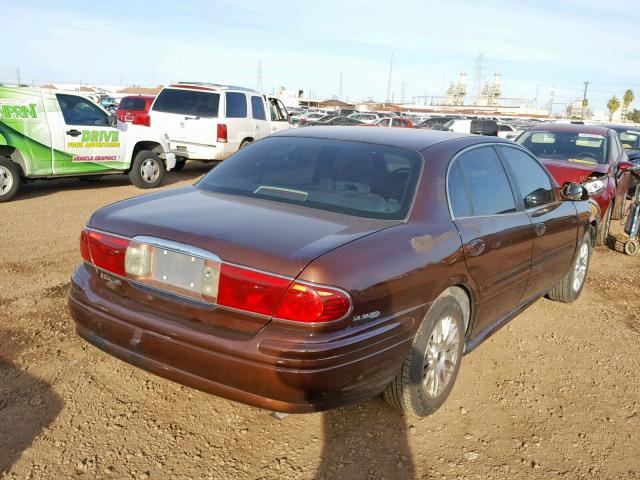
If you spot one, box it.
[168,82,259,93]
[599,124,640,132]
[269,126,511,151]
[527,123,613,135]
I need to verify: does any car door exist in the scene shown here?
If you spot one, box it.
[267,96,291,134]
[497,145,579,300]
[250,95,270,139]
[448,145,533,333]
[150,87,221,147]
[610,132,631,211]
[51,93,125,175]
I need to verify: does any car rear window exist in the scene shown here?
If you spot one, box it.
[152,88,220,117]
[118,97,146,111]
[197,137,422,219]
[517,130,608,164]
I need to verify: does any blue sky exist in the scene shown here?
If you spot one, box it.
[3,0,640,111]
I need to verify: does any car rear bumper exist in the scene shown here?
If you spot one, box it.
[169,141,237,161]
[68,265,418,413]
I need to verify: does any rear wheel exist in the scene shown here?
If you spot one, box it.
[547,231,591,303]
[0,157,20,203]
[128,150,165,189]
[239,139,253,149]
[384,295,464,417]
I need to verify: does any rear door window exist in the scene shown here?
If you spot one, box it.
[225,92,247,118]
[197,137,422,219]
[447,161,473,217]
[251,96,267,120]
[118,97,146,111]
[457,146,516,215]
[152,89,220,117]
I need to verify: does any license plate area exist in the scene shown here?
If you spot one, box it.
[126,237,220,304]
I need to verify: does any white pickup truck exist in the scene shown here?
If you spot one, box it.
[148,83,291,169]
[0,86,175,202]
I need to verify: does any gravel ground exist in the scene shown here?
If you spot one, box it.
[1,162,639,480]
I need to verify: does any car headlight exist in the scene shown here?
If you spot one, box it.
[582,178,605,196]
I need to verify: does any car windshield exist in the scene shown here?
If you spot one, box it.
[197,136,422,219]
[618,129,640,150]
[517,130,609,165]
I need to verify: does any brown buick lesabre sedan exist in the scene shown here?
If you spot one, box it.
[69,127,596,416]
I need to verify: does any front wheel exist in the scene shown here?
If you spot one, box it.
[0,157,21,203]
[547,231,591,303]
[384,295,464,417]
[128,150,165,189]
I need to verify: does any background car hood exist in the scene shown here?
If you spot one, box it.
[89,186,400,277]
[540,158,609,184]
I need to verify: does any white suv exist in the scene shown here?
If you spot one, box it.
[150,83,291,165]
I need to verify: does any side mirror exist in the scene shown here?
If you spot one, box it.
[618,161,636,172]
[524,187,548,207]
[561,182,587,201]
[109,113,118,128]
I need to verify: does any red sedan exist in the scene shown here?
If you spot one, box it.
[517,124,634,245]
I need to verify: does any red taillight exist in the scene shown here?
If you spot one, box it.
[275,282,351,323]
[80,229,91,263]
[86,230,129,276]
[133,112,151,127]
[217,123,228,143]
[217,264,289,316]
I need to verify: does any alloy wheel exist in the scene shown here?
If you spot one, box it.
[572,242,589,292]
[423,315,460,398]
[140,159,160,183]
[0,165,14,196]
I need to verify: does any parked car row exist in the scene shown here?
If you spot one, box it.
[0,83,293,201]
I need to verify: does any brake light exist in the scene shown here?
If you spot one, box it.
[86,230,129,276]
[217,264,289,316]
[275,282,351,323]
[80,229,91,263]
[217,123,228,143]
[134,113,151,127]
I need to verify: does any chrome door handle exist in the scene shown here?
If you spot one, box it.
[468,239,486,256]
[535,223,547,237]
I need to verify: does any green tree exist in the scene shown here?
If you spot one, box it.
[607,96,621,121]
[622,89,635,121]
[627,109,640,123]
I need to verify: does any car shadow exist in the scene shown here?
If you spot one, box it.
[0,331,64,474]
[10,161,217,202]
[315,398,416,480]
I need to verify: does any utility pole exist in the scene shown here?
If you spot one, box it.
[256,60,263,92]
[581,81,590,120]
[401,78,406,104]
[338,70,343,100]
[16,67,21,86]
[385,53,394,103]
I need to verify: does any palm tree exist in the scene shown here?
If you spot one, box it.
[622,89,635,121]
[607,96,621,121]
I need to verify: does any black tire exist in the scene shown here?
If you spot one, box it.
[128,150,165,189]
[383,295,465,417]
[239,139,253,150]
[596,202,613,246]
[0,157,21,203]
[173,159,187,171]
[547,231,591,303]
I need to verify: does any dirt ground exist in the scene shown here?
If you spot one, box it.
[1,163,639,480]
